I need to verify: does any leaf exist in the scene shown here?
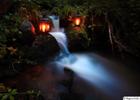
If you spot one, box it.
[1,94,9,100]
[11,89,17,95]
[0,34,7,43]
[0,93,3,97]
[27,90,34,94]
[4,15,10,20]
[37,91,41,97]
[8,88,12,92]
[9,95,14,100]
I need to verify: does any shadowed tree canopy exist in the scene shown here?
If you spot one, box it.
[0,0,140,70]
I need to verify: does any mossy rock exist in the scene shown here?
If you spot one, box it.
[66,28,90,51]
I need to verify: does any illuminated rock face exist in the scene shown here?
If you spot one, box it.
[20,20,34,32]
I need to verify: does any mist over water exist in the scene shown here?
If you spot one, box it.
[48,16,129,99]
[57,53,125,95]
[49,31,126,97]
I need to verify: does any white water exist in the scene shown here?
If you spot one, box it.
[49,31,70,57]
[48,16,128,99]
[49,15,60,31]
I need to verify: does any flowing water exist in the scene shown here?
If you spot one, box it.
[49,31,70,57]
[48,16,135,99]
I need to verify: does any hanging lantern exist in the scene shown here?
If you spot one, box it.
[73,17,82,26]
[38,18,52,33]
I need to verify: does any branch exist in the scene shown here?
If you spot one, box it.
[113,36,140,57]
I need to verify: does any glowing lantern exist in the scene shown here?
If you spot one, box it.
[75,18,81,25]
[73,17,82,26]
[39,22,50,32]
[38,18,52,33]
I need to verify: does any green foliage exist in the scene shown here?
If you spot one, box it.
[0,1,41,77]
[0,88,41,100]
[0,45,7,59]
[27,90,41,96]
[0,88,17,100]
[52,5,88,17]
[0,0,140,68]
[67,28,90,49]
[0,84,41,99]
[0,12,22,49]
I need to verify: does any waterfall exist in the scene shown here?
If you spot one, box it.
[49,15,60,32]
[49,31,70,57]
[48,15,125,98]
[49,15,71,60]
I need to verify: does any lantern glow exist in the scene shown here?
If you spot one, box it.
[31,25,35,34]
[39,22,51,33]
[74,18,81,26]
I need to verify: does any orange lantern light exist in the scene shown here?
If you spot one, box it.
[39,22,50,33]
[31,25,35,34]
[38,18,52,33]
[74,17,82,26]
